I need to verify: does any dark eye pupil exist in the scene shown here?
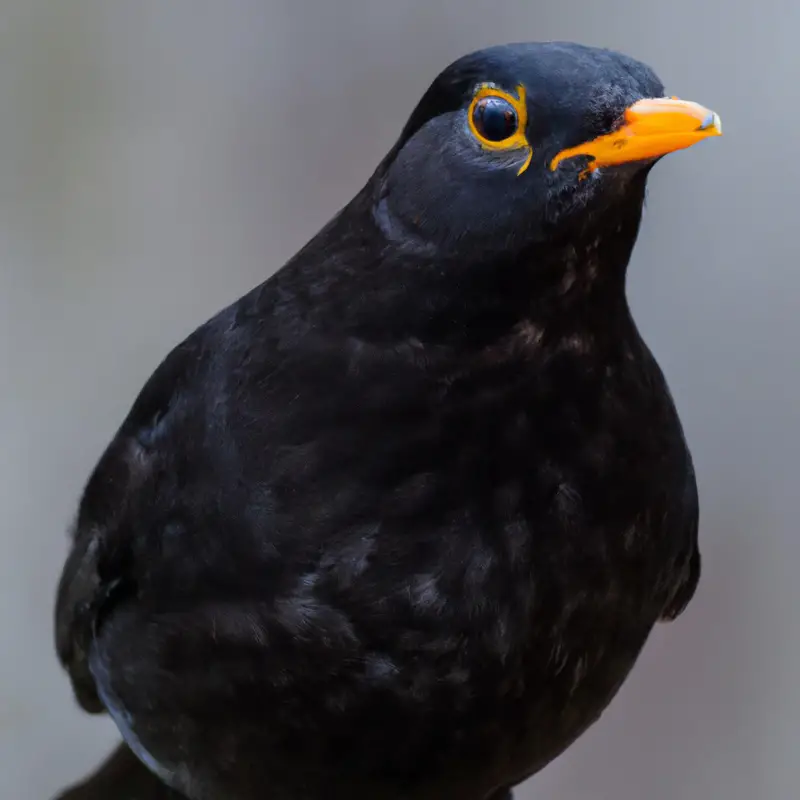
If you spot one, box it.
[473,97,518,141]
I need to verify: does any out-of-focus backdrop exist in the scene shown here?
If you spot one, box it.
[0,2,794,799]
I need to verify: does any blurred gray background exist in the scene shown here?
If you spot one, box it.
[0,1,794,799]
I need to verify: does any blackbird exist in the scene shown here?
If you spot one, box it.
[54,41,720,800]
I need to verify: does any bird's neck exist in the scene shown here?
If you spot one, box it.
[519,199,644,335]
[292,188,645,353]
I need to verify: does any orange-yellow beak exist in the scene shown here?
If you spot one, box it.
[550,97,722,174]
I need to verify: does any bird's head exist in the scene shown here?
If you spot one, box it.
[375,41,721,258]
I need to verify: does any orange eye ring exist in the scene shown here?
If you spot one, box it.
[467,83,533,175]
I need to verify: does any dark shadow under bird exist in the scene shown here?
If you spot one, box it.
[53,41,719,800]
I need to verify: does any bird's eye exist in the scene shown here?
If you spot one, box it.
[467,84,532,175]
[472,97,518,142]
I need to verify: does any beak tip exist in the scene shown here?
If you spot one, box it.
[699,110,722,135]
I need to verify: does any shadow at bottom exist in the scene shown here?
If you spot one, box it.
[53,743,516,800]
[52,743,183,800]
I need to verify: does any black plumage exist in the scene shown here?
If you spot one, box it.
[54,42,714,800]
